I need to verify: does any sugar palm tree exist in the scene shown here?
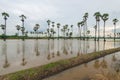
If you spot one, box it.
[77,21,84,39]
[2,12,9,41]
[70,25,73,38]
[52,22,55,39]
[47,20,51,38]
[101,13,109,41]
[83,13,88,39]
[19,14,26,40]
[63,24,68,39]
[16,25,21,37]
[113,18,119,41]
[33,24,40,39]
[77,22,81,39]
[94,12,101,41]
[57,23,60,39]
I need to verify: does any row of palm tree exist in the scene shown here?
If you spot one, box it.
[0,12,119,41]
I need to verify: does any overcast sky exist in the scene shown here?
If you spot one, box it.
[0,0,120,36]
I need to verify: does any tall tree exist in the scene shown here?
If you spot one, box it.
[113,18,119,41]
[57,23,60,39]
[16,25,21,37]
[77,21,84,39]
[70,25,73,38]
[94,12,101,41]
[19,14,26,40]
[2,12,9,41]
[33,24,40,39]
[83,13,88,40]
[52,22,55,39]
[101,13,109,41]
[47,20,51,38]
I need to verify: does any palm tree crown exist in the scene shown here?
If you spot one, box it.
[94,12,101,21]
[83,13,88,21]
[19,14,26,22]
[101,13,109,22]
[16,25,21,31]
[52,22,55,27]
[47,20,51,26]
[57,23,60,28]
[2,12,9,20]
[113,18,119,25]
[0,24,5,30]
[33,24,40,32]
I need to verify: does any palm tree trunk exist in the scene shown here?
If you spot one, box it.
[95,21,97,41]
[78,27,80,39]
[80,27,81,40]
[103,21,106,41]
[64,30,65,40]
[98,21,100,41]
[4,19,7,41]
[22,21,24,41]
[58,28,59,39]
[48,25,50,40]
[84,24,85,40]
[72,27,73,39]
[86,21,88,40]
[114,24,116,41]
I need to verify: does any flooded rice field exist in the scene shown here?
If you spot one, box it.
[43,52,120,80]
[0,39,120,75]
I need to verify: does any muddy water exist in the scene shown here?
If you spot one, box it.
[0,39,120,75]
[43,52,120,80]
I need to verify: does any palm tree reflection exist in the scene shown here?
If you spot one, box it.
[35,39,40,56]
[17,39,20,54]
[112,54,117,62]
[70,39,73,54]
[52,39,55,58]
[77,39,80,56]
[21,40,27,66]
[57,39,60,56]
[100,58,107,69]
[47,39,51,60]
[3,41,10,68]
[103,40,106,50]
[94,40,97,52]
[94,59,100,69]
[97,40,100,51]
[63,39,68,55]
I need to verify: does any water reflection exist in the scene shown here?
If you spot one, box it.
[63,39,68,55]
[21,40,27,66]
[47,39,51,60]
[112,60,120,73]
[94,40,97,52]
[2,41,10,68]
[17,40,20,54]
[0,39,120,75]
[97,40,100,51]
[70,39,73,54]
[100,58,107,69]
[34,39,40,56]
[112,54,117,62]
[57,39,60,56]
[94,60,100,69]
